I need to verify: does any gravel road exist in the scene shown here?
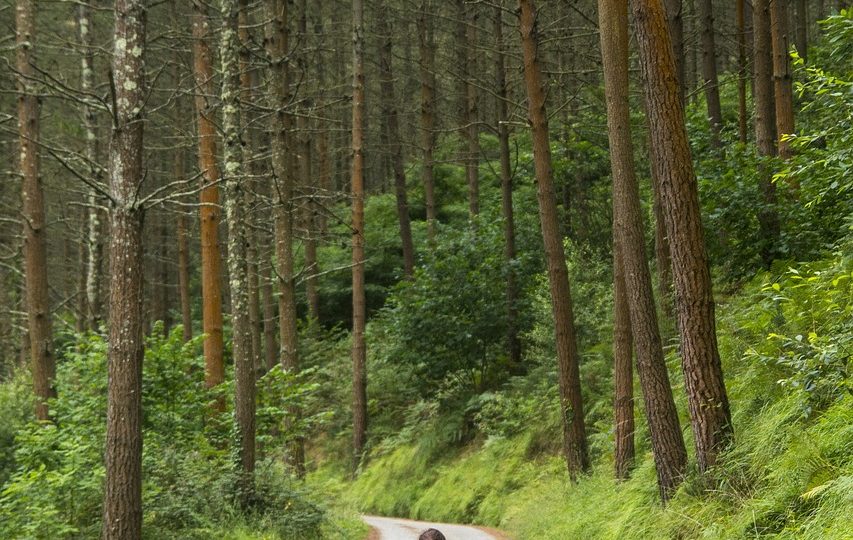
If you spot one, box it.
[363,515,508,540]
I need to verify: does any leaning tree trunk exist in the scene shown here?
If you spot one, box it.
[518,0,589,481]
[599,0,687,500]
[17,0,55,421]
[220,0,255,497]
[630,0,734,474]
[101,1,146,537]
[377,8,416,279]
[192,0,226,392]
[351,0,369,471]
[665,0,686,104]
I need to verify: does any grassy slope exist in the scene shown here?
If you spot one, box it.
[345,254,853,539]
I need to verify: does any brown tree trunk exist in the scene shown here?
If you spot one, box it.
[754,0,781,267]
[264,0,304,475]
[220,0,255,495]
[17,0,55,421]
[518,0,589,481]
[456,0,480,218]
[352,0,368,471]
[738,0,749,144]
[697,0,723,146]
[176,206,193,342]
[630,0,734,474]
[494,4,522,372]
[599,0,687,499]
[101,1,146,537]
[771,0,795,159]
[192,0,226,391]
[612,246,635,481]
[665,0,686,104]
[419,1,438,241]
[794,0,807,63]
[378,9,416,279]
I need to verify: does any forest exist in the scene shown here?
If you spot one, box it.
[0,0,851,538]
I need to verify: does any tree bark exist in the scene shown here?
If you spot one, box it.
[794,0,807,63]
[612,245,635,481]
[754,0,781,267]
[418,1,438,241]
[264,0,304,475]
[738,0,749,144]
[599,0,687,499]
[665,0,686,104]
[352,0,368,471]
[101,1,146,537]
[377,9,416,279]
[631,0,734,474]
[518,0,589,481]
[494,3,522,373]
[697,0,723,146]
[219,0,256,495]
[17,0,55,421]
[771,0,795,159]
[456,0,480,218]
[192,0,226,391]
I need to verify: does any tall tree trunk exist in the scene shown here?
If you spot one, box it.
[697,0,723,146]
[192,0,226,391]
[264,0,304,475]
[612,246,634,481]
[101,1,146,537]
[599,0,687,499]
[494,3,522,373]
[518,0,589,481]
[176,206,193,342]
[630,0,734,473]
[219,0,255,495]
[239,0,264,371]
[754,0,780,267]
[17,0,55,421]
[456,0,480,218]
[78,1,103,331]
[794,0,807,62]
[351,0,368,471]
[737,0,749,144]
[377,8,416,279]
[418,1,438,241]
[771,0,795,159]
[261,258,278,371]
[665,0,686,104]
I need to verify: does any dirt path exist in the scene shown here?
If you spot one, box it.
[363,515,510,540]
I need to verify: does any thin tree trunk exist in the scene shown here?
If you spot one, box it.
[264,0,304,475]
[456,0,480,218]
[101,1,146,536]
[630,0,734,473]
[738,0,749,144]
[599,0,687,499]
[351,0,368,471]
[176,206,193,342]
[495,4,522,373]
[377,8,416,280]
[219,0,255,496]
[261,258,278,371]
[418,1,438,241]
[665,0,686,104]
[794,0,807,63]
[612,245,634,481]
[192,0,226,391]
[754,0,780,267]
[697,0,723,146]
[771,0,795,159]
[518,0,589,481]
[17,0,55,421]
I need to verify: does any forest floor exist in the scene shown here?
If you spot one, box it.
[363,515,511,540]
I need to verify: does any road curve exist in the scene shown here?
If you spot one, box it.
[363,515,508,540]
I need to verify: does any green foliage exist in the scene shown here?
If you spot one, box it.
[0,326,347,539]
